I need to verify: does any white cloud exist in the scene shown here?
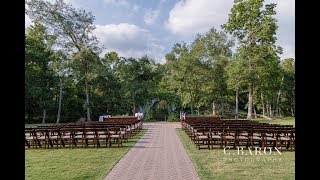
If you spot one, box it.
[25,0,78,29]
[133,4,140,12]
[280,45,295,60]
[25,15,33,29]
[165,0,233,36]
[264,0,295,59]
[273,0,295,59]
[104,0,129,7]
[160,0,167,4]
[64,0,75,4]
[274,0,295,18]
[165,0,294,59]
[95,23,165,63]
[144,9,160,25]
[44,0,76,4]
[43,0,55,3]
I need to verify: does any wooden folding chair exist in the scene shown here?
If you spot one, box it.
[209,128,223,149]
[108,127,123,148]
[194,128,210,150]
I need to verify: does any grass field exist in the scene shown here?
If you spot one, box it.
[176,129,295,180]
[25,123,52,128]
[25,129,147,180]
[252,116,295,126]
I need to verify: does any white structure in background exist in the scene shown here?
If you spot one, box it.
[180,112,186,120]
[99,115,111,122]
[135,112,144,120]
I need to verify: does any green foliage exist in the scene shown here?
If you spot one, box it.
[26,0,101,121]
[167,108,179,122]
[114,56,163,115]
[162,27,234,115]
[223,0,283,119]
[144,102,155,121]
[25,23,57,121]
[25,0,294,122]
[279,58,295,116]
[26,0,99,53]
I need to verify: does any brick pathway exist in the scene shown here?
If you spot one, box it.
[104,122,200,180]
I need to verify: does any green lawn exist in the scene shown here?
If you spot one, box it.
[176,129,295,180]
[25,129,147,180]
[25,123,52,128]
[252,116,295,126]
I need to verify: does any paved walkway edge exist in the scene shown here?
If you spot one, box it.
[104,122,200,180]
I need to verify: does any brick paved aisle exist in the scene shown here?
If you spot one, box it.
[105,122,200,180]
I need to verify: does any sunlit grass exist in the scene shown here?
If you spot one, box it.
[25,123,53,128]
[253,116,295,126]
[176,129,294,180]
[25,129,147,180]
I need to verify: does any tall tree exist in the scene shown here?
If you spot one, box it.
[255,47,282,118]
[116,56,162,115]
[162,42,198,114]
[89,51,127,118]
[71,48,100,121]
[223,0,280,119]
[25,23,56,123]
[226,53,247,119]
[280,58,295,116]
[163,27,233,116]
[190,27,234,115]
[26,0,100,121]
[50,50,70,124]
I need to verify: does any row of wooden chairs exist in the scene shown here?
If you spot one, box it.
[25,119,143,149]
[181,116,295,151]
[189,127,294,151]
[25,127,130,148]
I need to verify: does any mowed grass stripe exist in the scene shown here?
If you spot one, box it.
[25,129,147,180]
[176,128,294,180]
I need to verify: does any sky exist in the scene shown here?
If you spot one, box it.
[25,0,295,64]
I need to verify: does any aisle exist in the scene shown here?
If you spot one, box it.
[104,122,200,180]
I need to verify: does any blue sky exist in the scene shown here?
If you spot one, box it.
[26,0,295,64]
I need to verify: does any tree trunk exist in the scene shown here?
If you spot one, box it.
[247,83,253,120]
[197,107,200,115]
[253,105,257,118]
[235,90,239,119]
[132,103,136,115]
[291,99,295,116]
[279,107,282,117]
[212,101,216,115]
[139,104,146,115]
[85,78,91,121]
[276,76,284,116]
[261,92,265,116]
[266,102,269,117]
[221,102,224,116]
[56,85,59,105]
[42,109,46,124]
[276,90,281,116]
[56,77,63,125]
[190,95,193,115]
[269,103,273,118]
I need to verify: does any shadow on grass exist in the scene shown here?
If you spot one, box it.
[176,128,295,180]
[25,129,147,180]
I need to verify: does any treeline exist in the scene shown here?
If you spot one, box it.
[25,0,294,123]
[26,28,165,122]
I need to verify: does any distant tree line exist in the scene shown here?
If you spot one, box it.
[25,0,294,123]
